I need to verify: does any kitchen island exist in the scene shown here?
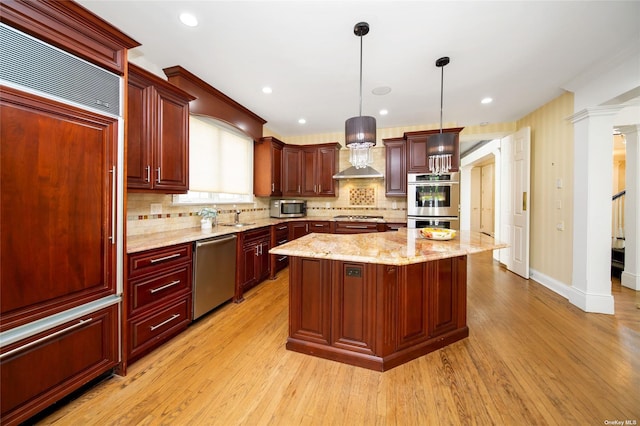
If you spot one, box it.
[270,228,506,371]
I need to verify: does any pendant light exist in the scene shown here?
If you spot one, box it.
[345,21,376,169]
[428,56,452,175]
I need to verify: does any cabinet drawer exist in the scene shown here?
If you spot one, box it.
[129,244,192,278]
[0,305,118,425]
[334,222,380,234]
[128,265,191,315]
[308,221,331,233]
[242,227,270,243]
[128,296,191,361]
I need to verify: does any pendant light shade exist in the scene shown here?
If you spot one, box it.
[345,21,376,169]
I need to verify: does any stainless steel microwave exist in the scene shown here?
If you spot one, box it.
[270,199,307,218]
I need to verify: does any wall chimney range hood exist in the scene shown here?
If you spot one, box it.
[333,165,384,179]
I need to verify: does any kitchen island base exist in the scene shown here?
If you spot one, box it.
[286,255,468,371]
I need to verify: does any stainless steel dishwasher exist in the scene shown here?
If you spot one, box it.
[193,234,237,319]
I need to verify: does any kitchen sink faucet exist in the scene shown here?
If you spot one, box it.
[234,210,241,224]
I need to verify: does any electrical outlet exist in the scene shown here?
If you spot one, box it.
[556,221,564,231]
[392,201,398,209]
[150,203,162,215]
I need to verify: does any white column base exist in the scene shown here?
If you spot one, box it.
[621,271,640,291]
[568,286,615,314]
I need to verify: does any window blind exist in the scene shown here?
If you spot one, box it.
[189,115,253,194]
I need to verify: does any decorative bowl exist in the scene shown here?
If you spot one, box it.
[419,227,457,240]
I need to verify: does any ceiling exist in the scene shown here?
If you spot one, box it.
[78,1,639,142]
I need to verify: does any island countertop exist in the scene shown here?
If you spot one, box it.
[269,228,507,266]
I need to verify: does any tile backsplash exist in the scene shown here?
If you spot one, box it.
[126,147,407,237]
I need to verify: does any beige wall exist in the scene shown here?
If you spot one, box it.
[517,91,574,286]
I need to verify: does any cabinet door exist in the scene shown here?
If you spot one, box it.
[288,221,309,240]
[288,257,331,345]
[384,138,406,196]
[271,141,283,196]
[240,241,259,291]
[282,146,302,196]
[0,305,118,425]
[429,256,466,337]
[126,75,152,189]
[317,145,338,196]
[308,221,331,233]
[1,87,117,331]
[254,137,283,197]
[301,147,318,196]
[331,262,376,355]
[257,239,271,282]
[407,134,429,173]
[153,85,189,193]
[396,263,430,350]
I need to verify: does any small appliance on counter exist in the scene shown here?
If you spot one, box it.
[270,199,307,218]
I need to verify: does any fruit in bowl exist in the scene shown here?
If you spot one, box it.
[420,227,456,240]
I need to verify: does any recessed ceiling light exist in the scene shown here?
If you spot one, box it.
[379,109,388,116]
[481,97,493,104]
[372,86,392,95]
[262,86,272,94]
[179,12,198,27]
[298,118,306,124]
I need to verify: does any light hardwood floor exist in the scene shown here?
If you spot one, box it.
[38,252,639,425]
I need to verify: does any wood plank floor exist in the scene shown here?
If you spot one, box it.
[38,252,639,425]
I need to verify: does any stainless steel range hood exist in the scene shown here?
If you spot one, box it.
[332,165,384,179]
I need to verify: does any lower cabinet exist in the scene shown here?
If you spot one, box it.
[0,305,119,425]
[236,227,271,302]
[271,223,290,278]
[334,221,385,234]
[307,220,332,233]
[126,243,193,364]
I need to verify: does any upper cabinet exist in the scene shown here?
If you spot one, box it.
[384,128,463,196]
[254,136,284,197]
[406,127,463,174]
[282,142,340,198]
[127,63,195,193]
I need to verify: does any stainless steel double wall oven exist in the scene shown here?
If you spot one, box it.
[407,172,460,230]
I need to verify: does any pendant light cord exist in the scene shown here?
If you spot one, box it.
[359,33,363,117]
[439,64,444,134]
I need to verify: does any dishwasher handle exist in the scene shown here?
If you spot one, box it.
[196,234,237,248]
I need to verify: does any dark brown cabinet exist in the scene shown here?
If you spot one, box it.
[236,227,271,302]
[308,221,332,233]
[0,306,119,426]
[126,244,193,364]
[289,221,309,240]
[283,143,340,197]
[254,136,284,197]
[270,223,290,277]
[1,87,118,332]
[127,63,195,193]
[383,137,407,196]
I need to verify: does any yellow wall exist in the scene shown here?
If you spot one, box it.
[517,91,574,286]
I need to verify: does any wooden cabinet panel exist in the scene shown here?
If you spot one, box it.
[331,262,376,355]
[128,265,191,316]
[308,221,332,233]
[254,137,284,197]
[282,146,302,196]
[396,263,430,350]
[316,144,339,196]
[270,223,290,277]
[383,137,407,196]
[127,63,194,193]
[429,256,466,337]
[0,87,117,332]
[154,85,190,191]
[333,222,381,234]
[407,134,429,173]
[288,257,331,345]
[236,227,271,301]
[301,147,318,196]
[288,221,309,240]
[0,305,118,425]
[128,244,192,278]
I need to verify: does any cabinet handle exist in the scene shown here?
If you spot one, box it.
[109,166,116,245]
[318,184,321,193]
[255,246,259,256]
[156,167,161,183]
[277,256,287,262]
[345,225,368,229]
[150,253,181,263]
[145,165,151,183]
[298,185,300,193]
[313,224,323,227]
[0,318,93,360]
[314,184,317,193]
[277,239,287,245]
[150,280,180,294]
[277,225,287,230]
[272,183,274,192]
[150,313,180,331]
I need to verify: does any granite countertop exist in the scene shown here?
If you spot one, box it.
[126,216,403,253]
[269,228,507,266]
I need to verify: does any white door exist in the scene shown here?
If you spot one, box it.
[502,127,531,278]
[481,163,495,235]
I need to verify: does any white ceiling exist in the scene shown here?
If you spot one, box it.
[79,1,640,140]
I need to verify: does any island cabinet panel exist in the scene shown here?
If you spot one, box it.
[396,263,430,351]
[331,263,376,355]
[429,256,467,337]
[288,258,331,345]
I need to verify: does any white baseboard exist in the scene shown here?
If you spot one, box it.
[529,268,571,299]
